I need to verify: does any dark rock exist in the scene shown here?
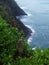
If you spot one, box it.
[0,0,27,16]
[9,18,32,39]
[0,0,32,39]
[15,19,32,39]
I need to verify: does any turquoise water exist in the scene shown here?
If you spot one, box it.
[15,0,49,49]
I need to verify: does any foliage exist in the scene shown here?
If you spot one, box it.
[0,17,23,65]
[15,48,49,65]
[0,4,14,21]
[0,17,49,65]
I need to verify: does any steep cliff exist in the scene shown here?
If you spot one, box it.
[0,0,32,38]
[0,0,27,16]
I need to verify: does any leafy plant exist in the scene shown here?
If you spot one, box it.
[0,17,23,65]
[0,17,49,65]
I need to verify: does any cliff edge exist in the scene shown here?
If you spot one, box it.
[0,0,32,39]
[0,0,27,16]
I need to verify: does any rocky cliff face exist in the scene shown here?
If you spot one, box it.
[0,0,27,16]
[0,0,32,38]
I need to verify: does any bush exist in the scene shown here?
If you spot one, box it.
[0,17,23,65]
[0,17,49,65]
[16,57,31,65]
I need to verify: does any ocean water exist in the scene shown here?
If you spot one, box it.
[15,0,49,49]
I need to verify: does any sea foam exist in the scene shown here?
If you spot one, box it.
[20,6,31,16]
[25,25,35,43]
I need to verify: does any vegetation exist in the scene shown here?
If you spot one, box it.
[0,17,23,65]
[0,4,14,22]
[0,17,49,65]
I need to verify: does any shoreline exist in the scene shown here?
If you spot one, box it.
[15,18,32,40]
[16,16,33,41]
[0,0,32,41]
[25,25,35,40]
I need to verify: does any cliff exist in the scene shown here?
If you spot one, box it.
[0,0,27,16]
[0,0,32,38]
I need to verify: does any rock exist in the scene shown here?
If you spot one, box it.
[18,39,23,56]
[0,0,27,16]
[0,0,32,39]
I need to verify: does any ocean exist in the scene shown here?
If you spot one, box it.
[15,0,49,49]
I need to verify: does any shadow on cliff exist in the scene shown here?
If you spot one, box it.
[0,0,32,39]
[0,0,27,16]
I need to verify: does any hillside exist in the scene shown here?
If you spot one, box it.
[0,0,27,16]
[0,0,49,65]
[0,0,32,38]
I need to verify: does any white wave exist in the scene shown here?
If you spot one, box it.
[20,6,32,16]
[25,25,35,33]
[25,25,35,43]
[32,47,36,50]
[16,15,27,19]
[21,18,27,22]
[27,37,32,44]
[28,13,31,16]
[26,12,31,16]
[20,7,31,16]
[21,7,26,9]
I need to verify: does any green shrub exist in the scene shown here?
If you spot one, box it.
[22,40,34,56]
[0,17,23,65]
[16,57,31,65]
[0,5,14,21]
[0,17,49,65]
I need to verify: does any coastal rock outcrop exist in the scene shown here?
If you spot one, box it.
[0,0,32,39]
[0,0,27,16]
